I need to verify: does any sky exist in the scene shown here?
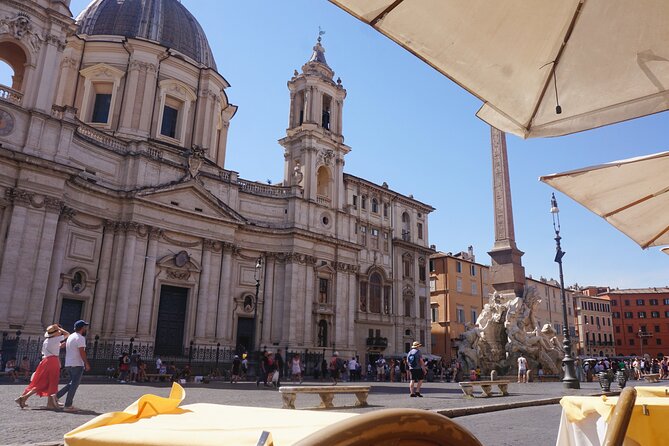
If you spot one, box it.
[2,0,667,289]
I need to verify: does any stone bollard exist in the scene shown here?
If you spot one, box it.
[490,370,497,381]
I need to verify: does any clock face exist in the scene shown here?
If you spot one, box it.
[0,109,15,136]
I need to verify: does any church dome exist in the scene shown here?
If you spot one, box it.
[76,0,217,70]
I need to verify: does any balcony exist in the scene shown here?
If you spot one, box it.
[0,84,22,105]
[366,337,388,348]
[316,195,331,206]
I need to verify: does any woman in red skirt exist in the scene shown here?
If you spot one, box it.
[15,324,69,409]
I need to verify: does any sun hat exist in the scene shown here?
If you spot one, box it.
[411,341,422,349]
[44,324,60,338]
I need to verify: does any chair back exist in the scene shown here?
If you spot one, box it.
[602,387,637,446]
[294,408,483,446]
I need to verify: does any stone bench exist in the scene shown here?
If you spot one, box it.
[644,373,660,383]
[459,380,510,397]
[279,385,371,409]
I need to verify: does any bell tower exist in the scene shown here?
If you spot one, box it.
[279,36,349,210]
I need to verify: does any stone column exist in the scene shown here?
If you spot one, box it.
[25,198,62,329]
[304,263,314,345]
[0,194,28,323]
[90,221,116,333]
[216,244,234,340]
[259,254,275,346]
[284,260,298,343]
[348,271,356,349]
[195,240,213,339]
[205,242,222,338]
[138,227,161,336]
[113,223,138,336]
[0,203,12,265]
[119,61,142,131]
[42,206,76,326]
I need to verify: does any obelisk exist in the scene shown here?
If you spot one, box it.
[487,127,525,297]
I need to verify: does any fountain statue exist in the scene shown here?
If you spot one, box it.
[457,285,564,375]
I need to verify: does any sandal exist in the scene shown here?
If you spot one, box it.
[14,396,26,409]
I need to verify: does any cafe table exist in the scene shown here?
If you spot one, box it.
[64,383,358,446]
[556,387,669,446]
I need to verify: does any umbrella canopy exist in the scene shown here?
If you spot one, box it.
[662,247,669,255]
[540,151,669,249]
[329,0,669,139]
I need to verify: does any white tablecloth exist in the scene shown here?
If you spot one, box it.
[556,408,641,446]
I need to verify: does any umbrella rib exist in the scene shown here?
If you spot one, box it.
[643,224,669,249]
[527,0,585,130]
[370,0,405,27]
[603,185,669,218]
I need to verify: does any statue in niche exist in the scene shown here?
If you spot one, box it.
[243,295,254,313]
[292,161,304,186]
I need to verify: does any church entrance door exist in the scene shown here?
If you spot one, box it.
[59,298,83,332]
[235,317,254,353]
[155,285,188,356]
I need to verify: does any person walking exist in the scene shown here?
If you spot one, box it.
[15,324,69,409]
[129,349,140,383]
[55,320,90,412]
[407,341,426,397]
[517,353,528,383]
[329,352,343,386]
[290,354,303,384]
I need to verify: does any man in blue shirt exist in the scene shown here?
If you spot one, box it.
[407,341,426,397]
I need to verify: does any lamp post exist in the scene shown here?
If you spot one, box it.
[638,328,652,359]
[251,256,263,354]
[550,193,580,389]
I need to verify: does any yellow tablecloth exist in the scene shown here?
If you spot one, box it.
[558,389,669,446]
[64,384,358,446]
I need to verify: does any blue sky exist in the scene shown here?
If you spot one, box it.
[3,0,667,288]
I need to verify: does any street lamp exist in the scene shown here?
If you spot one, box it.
[550,193,580,389]
[638,328,652,359]
[251,256,263,354]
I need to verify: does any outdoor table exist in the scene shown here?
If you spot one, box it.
[64,383,358,446]
[556,388,669,446]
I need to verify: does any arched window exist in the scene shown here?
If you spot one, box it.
[369,273,382,313]
[316,166,331,199]
[401,212,410,240]
[317,319,328,347]
[0,41,28,103]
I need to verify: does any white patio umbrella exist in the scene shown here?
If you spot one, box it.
[329,0,669,139]
[540,151,669,249]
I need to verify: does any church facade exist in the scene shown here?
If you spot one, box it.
[0,0,433,361]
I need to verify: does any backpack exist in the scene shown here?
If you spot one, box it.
[407,349,419,368]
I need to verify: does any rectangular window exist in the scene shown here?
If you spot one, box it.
[650,299,658,305]
[629,339,635,346]
[624,312,633,318]
[161,105,179,138]
[611,300,617,306]
[638,311,646,318]
[657,338,662,345]
[664,299,669,305]
[429,259,435,273]
[404,299,412,317]
[651,311,660,318]
[359,282,367,311]
[636,299,645,306]
[383,286,391,315]
[612,312,620,318]
[361,196,367,209]
[429,277,436,292]
[471,309,477,324]
[616,339,622,346]
[456,306,465,324]
[627,325,633,333]
[371,228,379,237]
[419,298,426,319]
[431,306,438,323]
[352,195,357,208]
[665,311,669,317]
[456,261,462,273]
[383,203,388,217]
[360,226,366,233]
[417,223,423,240]
[470,282,477,295]
[456,277,463,292]
[91,93,112,123]
[615,326,620,333]
[470,265,476,276]
[319,278,329,303]
[419,265,426,282]
[624,300,630,306]
[655,325,661,332]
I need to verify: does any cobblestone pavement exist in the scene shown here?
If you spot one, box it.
[0,377,653,445]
